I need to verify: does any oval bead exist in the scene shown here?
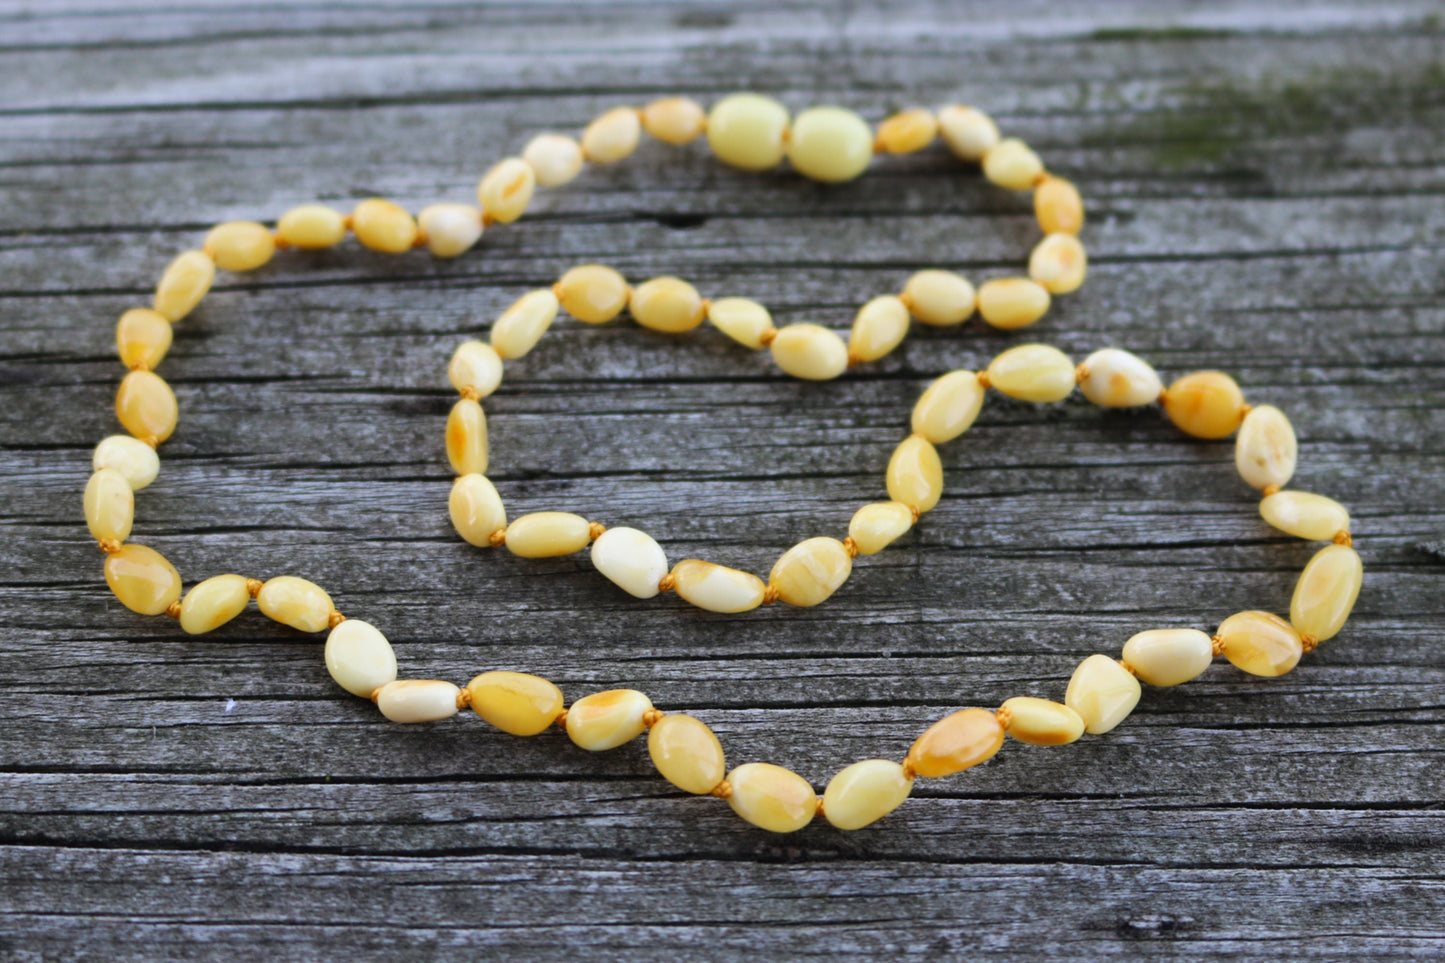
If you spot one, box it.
[256,575,333,633]
[103,543,181,615]
[1235,404,1298,490]
[504,511,591,558]
[276,204,347,249]
[1034,176,1085,235]
[1121,628,1215,687]
[848,295,910,363]
[1064,654,1142,734]
[936,105,1000,161]
[823,760,913,830]
[84,469,133,543]
[449,473,507,548]
[911,369,986,444]
[115,370,178,444]
[1291,545,1363,642]
[490,289,559,359]
[178,573,251,636]
[902,270,975,327]
[376,680,460,724]
[770,323,849,381]
[1028,233,1088,295]
[116,308,173,371]
[324,618,398,697]
[1217,610,1303,677]
[1164,371,1246,439]
[999,696,1084,746]
[445,398,488,476]
[707,297,775,349]
[1079,348,1162,408]
[581,106,642,164]
[706,93,789,171]
[648,714,726,794]
[848,501,914,556]
[770,536,852,607]
[787,106,873,183]
[93,434,159,490]
[153,250,214,322]
[906,707,1004,778]
[351,198,417,254]
[476,157,535,224]
[591,526,669,599]
[447,340,503,399]
[556,264,630,324]
[987,343,1075,403]
[629,276,706,333]
[565,689,653,751]
[976,277,1051,330]
[875,108,937,154]
[523,133,584,187]
[1260,490,1350,541]
[417,203,483,259]
[467,670,564,736]
[204,221,275,272]
[982,138,1043,190]
[726,762,816,833]
[886,434,944,514]
[641,97,707,145]
[670,559,767,613]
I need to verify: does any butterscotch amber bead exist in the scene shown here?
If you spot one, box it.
[523,133,584,187]
[986,344,1075,403]
[581,106,642,164]
[449,474,506,548]
[629,276,705,333]
[707,297,775,349]
[351,199,417,254]
[504,511,592,558]
[671,560,767,613]
[276,205,347,249]
[976,277,1050,330]
[848,501,914,555]
[179,574,251,636]
[447,341,503,399]
[822,759,913,830]
[1260,491,1350,541]
[1121,629,1214,687]
[770,324,849,381]
[769,536,852,607]
[477,157,535,224]
[104,543,181,615]
[1033,176,1084,235]
[115,308,173,371]
[1164,371,1246,439]
[115,370,178,444]
[556,264,630,324]
[1217,610,1303,677]
[641,97,707,145]
[886,434,944,513]
[982,138,1043,191]
[902,270,975,327]
[726,762,816,833]
[848,295,910,363]
[153,250,214,322]
[566,689,653,751]
[998,697,1084,746]
[84,469,133,543]
[1291,545,1363,642]
[256,576,333,633]
[911,370,986,444]
[467,670,564,736]
[204,221,276,272]
[648,714,726,794]
[1027,233,1087,295]
[445,398,488,476]
[875,109,937,154]
[1064,654,1141,734]
[906,707,1004,778]
[490,289,559,359]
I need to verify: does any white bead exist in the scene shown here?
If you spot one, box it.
[449,474,507,547]
[376,680,460,723]
[490,289,559,359]
[936,105,999,161]
[590,526,669,599]
[417,203,483,259]
[1078,348,1162,408]
[447,340,503,399]
[93,434,160,490]
[325,619,398,698]
[581,106,642,164]
[477,157,535,224]
[1121,629,1215,687]
[671,560,766,613]
[523,133,584,187]
[1064,654,1141,734]
[1235,405,1298,490]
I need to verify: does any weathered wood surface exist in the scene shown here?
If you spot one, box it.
[2,0,1444,958]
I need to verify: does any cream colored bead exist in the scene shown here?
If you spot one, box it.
[445,398,488,476]
[982,138,1044,191]
[581,106,642,164]
[467,670,563,736]
[726,762,816,833]
[902,270,975,327]
[449,474,506,548]
[787,106,873,183]
[490,289,559,359]
[1078,348,1161,408]
[351,199,417,254]
[1217,610,1303,677]
[417,203,483,259]
[875,109,937,154]
[670,560,766,613]
[998,696,1084,746]
[523,133,584,187]
[103,543,181,615]
[203,221,276,272]
[178,574,251,636]
[986,344,1075,403]
[590,526,669,599]
[256,576,333,634]
[886,434,944,513]
[648,714,726,794]
[447,340,503,399]
[93,435,159,490]
[976,278,1051,330]
[770,536,852,607]
[324,618,397,697]
[556,264,630,324]
[848,501,914,556]
[477,157,535,224]
[1034,176,1085,235]
[1121,629,1214,687]
[1260,491,1350,541]
[1291,545,1363,642]
[153,250,214,322]
[906,707,1004,777]
[84,469,133,543]
[1028,233,1087,295]
[115,308,172,371]
[505,511,592,558]
[911,370,985,444]
[276,205,347,249]
[823,760,913,830]
[1064,654,1141,734]
[770,323,848,381]
[848,295,910,363]
[376,680,460,723]
[641,97,707,145]
[630,276,706,333]
[707,297,775,349]
[1235,405,1297,490]
[936,105,999,161]
[115,370,178,444]
[565,689,653,751]
[706,93,789,171]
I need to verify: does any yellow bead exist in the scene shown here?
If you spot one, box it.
[1034,176,1085,235]
[648,714,726,794]
[1064,654,1142,734]
[153,250,214,322]
[504,511,591,558]
[848,295,910,363]
[707,297,775,349]
[93,435,159,490]
[565,689,652,751]
[115,308,172,371]
[906,707,1004,778]
[886,434,944,513]
[998,697,1084,746]
[936,105,999,161]
[477,157,535,224]
[376,680,460,724]
[986,344,1075,403]
[447,340,503,399]
[449,474,506,548]
[324,619,397,696]
[417,203,483,259]
[445,398,488,476]
[1235,404,1297,490]
[1260,490,1350,541]
[203,221,276,272]
[104,543,182,615]
[591,526,669,599]
[982,138,1044,191]
[1291,545,1363,642]
[1217,611,1303,677]
[629,276,706,333]
[706,93,789,171]
[726,762,816,833]
[523,133,584,187]
[641,97,707,145]
[1164,371,1246,439]
[276,205,346,249]
[556,264,630,324]
[769,323,848,381]
[875,109,937,154]
[823,760,913,830]
[848,501,914,556]
[350,198,417,254]
[787,106,873,183]
[256,576,333,633]
[911,370,985,444]
[179,574,251,636]
[1120,629,1214,687]
[770,536,852,607]
[581,106,642,164]
[1078,348,1162,408]
[670,559,766,613]
[976,277,1051,329]
[490,289,559,359]
[1027,233,1087,295]
[115,370,178,445]
[84,469,133,542]
[902,270,975,327]
[467,670,563,736]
